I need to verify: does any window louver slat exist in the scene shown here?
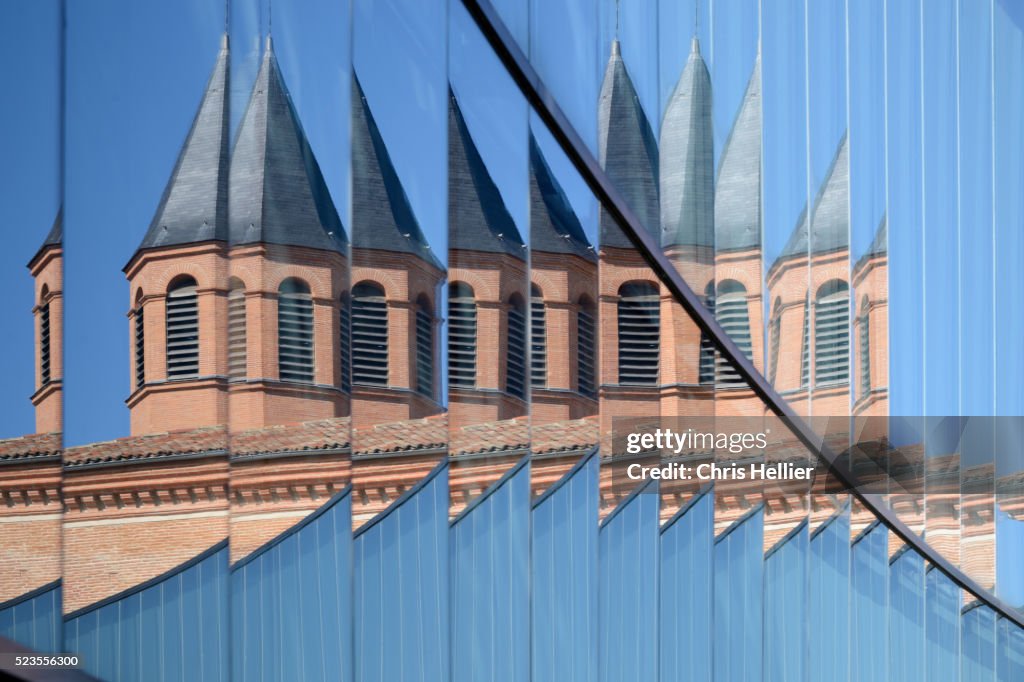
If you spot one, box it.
[617,286,659,386]
[531,296,546,388]
[814,284,850,386]
[278,286,314,383]
[135,305,145,388]
[339,299,351,393]
[415,304,433,399]
[800,302,811,387]
[40,302,51,386]
[352,287,387,387]
[577,307,596,399]
[449,293,476,389]
[507,302,527,400]
[714,286,753,388]
[166,284,199,379]
[859,307,871,397]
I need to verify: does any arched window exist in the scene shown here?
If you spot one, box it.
[278,278,314,383]
[858,295,871,397]
[449,283,476,388]
[714,280,752,387]
[507,294,527,400]
[228,279,246,380]
[617,282,659,386]
[530,284,546,388]
[768,297,782,385]
[698,282,716,385]
[39,287,51,386]
[352,283,387,386]
[814,280,850,386]
[166,276,199,379]
[134,290,145,389]
[577,296,597,399]
[415,294,434,399]
[339,293,351,393]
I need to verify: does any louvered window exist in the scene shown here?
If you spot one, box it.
[40,302,51,386]
[228,286,246,379]
[577,298,596,399]
[859,297,871,397]
[814,280,850,386]
[507,296,527,400]
[415,296,433,399]
[134,303,145,388]
[698,287,716,385]
[339,295,351,393]
[800,301,811,387]
[617,282,659,386]
[166,278,199,379]
[714,280,752,388]
[352,283,388,386]
[530,285,546,388]
[768,299,782,385]
[449,283,476,388]
[278,279,314,383]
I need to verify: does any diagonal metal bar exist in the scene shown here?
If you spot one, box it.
[460,0,1024,628]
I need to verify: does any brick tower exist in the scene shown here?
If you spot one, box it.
[225,36,350,432]
[28,209,63,434]
[350,75,445,429]
[447,88,529,431]
[123,35,232,436]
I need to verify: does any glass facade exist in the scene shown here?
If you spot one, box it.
[0,0,1023,680]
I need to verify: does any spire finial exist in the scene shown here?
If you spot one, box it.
[615,0,620,38]
[224,0,229,36]
[268,0,272,35]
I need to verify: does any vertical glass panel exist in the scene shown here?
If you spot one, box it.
[962,605,997,682]
[993,0,1024,610]
[0,0,63,655]
[447,2,529,678]
[62,2,232,674]
[598,486,659,682]
[889,548,926,682]
[926,568,961,682]
[713,506,763,682]
[350,0,449,679]
[997,617,1024,681]
[809,508,850,682]
[224,2,353,678]
[851,521,889,682]
[659,489,712,682]
[764,521,807,682]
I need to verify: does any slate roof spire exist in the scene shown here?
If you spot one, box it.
[659,36,714,250]
[133,35,230,254]
[776,132,849,262]
[351,75,442,270]
[447,88,526,260]
[597,40,659,248]
[228,36,347,253]
[714,54,762,253]
[528,134,595,261]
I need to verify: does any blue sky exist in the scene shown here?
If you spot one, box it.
[0,2,61,440]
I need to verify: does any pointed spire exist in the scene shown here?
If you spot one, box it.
[715,55,762,252]
[778,132,849,260]
[27,208,63,270]
[351,74,442,270]
[134,38,230,253]
[597,40,659,247]
[448,89,525,260]
[529,134,595,261]
[229,37,347,252]
[659,32,713,250]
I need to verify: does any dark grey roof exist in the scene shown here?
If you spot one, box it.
[597,40,660,248]
[868,215,887,256]
[715,55,762,252]
[448,88,526,259]
[528,134,595,261]
[229,37,347,253]
[659,38,714,250]
[351,75,442,270]
[777,132,849,261]
[28,208,62,268]
[135,36,230,252]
